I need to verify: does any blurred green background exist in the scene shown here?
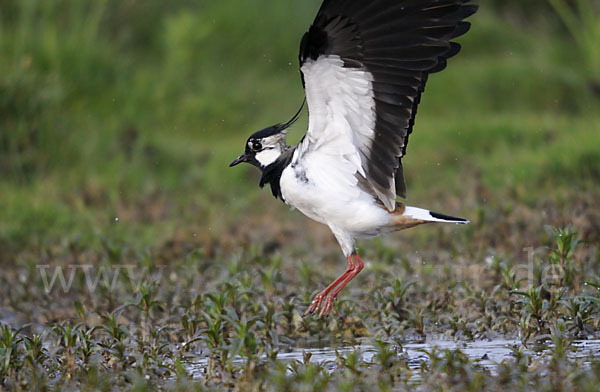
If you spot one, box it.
[1,0,599,258]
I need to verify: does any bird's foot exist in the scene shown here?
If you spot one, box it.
[304,293,336,318]
[304,293,325,316]
[304,254,360,318]
[318,295,336,318]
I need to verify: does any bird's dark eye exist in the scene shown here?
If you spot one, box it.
[252,141,262,151]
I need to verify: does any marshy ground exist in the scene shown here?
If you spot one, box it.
[1,0,600,390]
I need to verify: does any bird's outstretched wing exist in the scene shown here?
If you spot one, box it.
[298,0,477,210]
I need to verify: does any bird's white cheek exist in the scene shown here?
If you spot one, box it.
[255,149,281,167]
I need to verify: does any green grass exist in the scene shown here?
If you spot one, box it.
[549,0,600,85]
[1,0,600,390]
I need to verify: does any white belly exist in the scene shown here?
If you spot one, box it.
[280,163,391,238]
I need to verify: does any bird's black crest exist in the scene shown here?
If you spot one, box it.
[249,100,305,141]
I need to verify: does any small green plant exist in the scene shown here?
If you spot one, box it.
[511,286,548,340]
[548,226,582,289]
[406,307,427,338]
[373,340,398,370]
[23,334,47,368]
[561,296,594,335]
[0,324,26,382]
[337,349,362,377]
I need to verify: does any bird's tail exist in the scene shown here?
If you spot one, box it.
[388,204,469,231]
[403,206,469,224]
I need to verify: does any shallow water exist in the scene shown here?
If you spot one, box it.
[186,339,600,379]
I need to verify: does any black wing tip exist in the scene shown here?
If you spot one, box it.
[462,4,479,19]
[430,211,470,224]
[452,22,472,40]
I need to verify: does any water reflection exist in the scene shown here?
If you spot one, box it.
[186,339,600,378]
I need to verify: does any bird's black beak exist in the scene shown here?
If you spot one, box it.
[229,153,248,167]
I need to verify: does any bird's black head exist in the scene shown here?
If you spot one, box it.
[229,101,305,170]
[229,124,288,169]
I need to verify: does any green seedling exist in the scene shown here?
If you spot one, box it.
[23,334,47,367]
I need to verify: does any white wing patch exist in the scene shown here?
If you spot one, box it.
[297,55,377,197]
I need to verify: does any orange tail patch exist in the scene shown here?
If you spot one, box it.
[386,203,431,231]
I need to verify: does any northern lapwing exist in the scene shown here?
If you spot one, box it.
[230,0,477,317]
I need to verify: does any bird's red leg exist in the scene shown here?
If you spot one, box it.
[304,255,355,316]
[318,253,364,318]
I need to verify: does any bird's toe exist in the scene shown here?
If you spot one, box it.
[305,293,324,316]
[318,295,336,318]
